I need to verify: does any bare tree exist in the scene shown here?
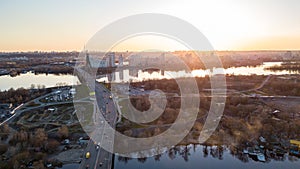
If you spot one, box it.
[31,128,47,147]
[57,125,69,139]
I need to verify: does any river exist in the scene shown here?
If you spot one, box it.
[114,145,300,169]
[0,62,297,91]
[97,62,298,83]
[0,72,80,91]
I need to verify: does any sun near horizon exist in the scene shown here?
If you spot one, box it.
[1,0,300,52]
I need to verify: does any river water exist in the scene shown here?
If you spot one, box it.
[97,62,298,83]
[0,62,297,91]
[0,72,80,91]
[114,145,300,169]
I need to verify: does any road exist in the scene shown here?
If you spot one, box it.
[78,74,118,169]
[0,87,94,128]
[0,104,23,126]
[0,87,80,127]
[229,75,272,94]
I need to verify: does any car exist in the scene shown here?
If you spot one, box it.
[46,163,52,168]
[99,162,103,167]
[61,139,70,145]
[86,164,90,169]
[85,152,90,159]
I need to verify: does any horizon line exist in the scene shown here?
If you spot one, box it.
[1,49,300,53]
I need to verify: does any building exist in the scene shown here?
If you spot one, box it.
[119,70,124,80]
[118,54,123,66]
[128,52,165,67]
[108,52,115,67]
[85,52,111,68]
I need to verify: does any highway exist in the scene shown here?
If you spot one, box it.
[78,80,118,169]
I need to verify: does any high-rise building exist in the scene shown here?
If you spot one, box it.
[106,57,110,67]
[85,51,90,67]
[119,54,123,66]
[119,70,124,81]
[86,51,108,68]
[108,52,115,67]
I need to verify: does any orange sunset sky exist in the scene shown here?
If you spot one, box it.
[0,0,300,52]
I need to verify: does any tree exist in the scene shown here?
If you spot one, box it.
[12,151,30,169]
[0,144,8,155]
[46,139,60,153]
[57,125,69,139]
[33,160,45,169]
[31,128,47,147]
[193,121,203,131]
[0,123,10,140]
[30,84,36,89]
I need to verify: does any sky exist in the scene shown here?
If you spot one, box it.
[0,0,300,52]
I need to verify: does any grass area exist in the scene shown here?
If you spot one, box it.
[75,103,94,126]
[74,84,90,99]
[61,114,71,121]
[12,103,80,133]
[117,99,148,129]
[118,99,130,115]
[68,124,84,133]
[39,97,48,103]
[25,102,41,107]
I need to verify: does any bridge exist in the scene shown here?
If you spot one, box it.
[75,67,119,169]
